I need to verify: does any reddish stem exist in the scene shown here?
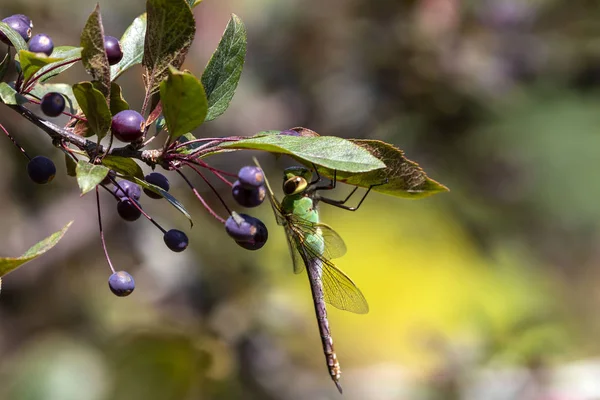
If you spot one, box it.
[0,123,30,160]
[23,57,82,93]
[96,186,116,274]
[176,169,226,224]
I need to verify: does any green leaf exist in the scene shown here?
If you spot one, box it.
[29,83,79,112]
[0,52,10,81]
[131,176,194,227]
[109,82,130,115]
[101,155,144,180]
[65,154,77,177]
[142,0,196,95]
[201,14,246,121]
[76,160,109,195]
[18,50,64,85]
[0,82,28,105]
[111,13,147,81]
[39,46,83,82]
[80,4,110,99]
[0,21,28,52]
[72,82,112,140]
[160,66,207,141]
[221,134,386,173]
[0,221,73,278]
[329,140,449,199]
[187,0,204,7]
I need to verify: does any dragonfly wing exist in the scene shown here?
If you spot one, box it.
[253,157,286,226]
[288,217,347,260]
[285,225,306,274]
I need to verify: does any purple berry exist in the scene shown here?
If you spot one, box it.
[0,14,33,45]
[28,33,53,56]
[235,220,268,251]
[163,229,188,252]
[117,198,142,221]
[104,35,123,66]
[237,166,265,189]
[225,213,268,248]
[144,172,169,199]
[113,180,141,200]
[232,180,266,208]
[108,271,135,297]
[111,110,145,142]
[40,92,65,117]
[27,155,56,184]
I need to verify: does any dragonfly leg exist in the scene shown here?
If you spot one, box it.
[310,167,337,191]
[315,179,387,212]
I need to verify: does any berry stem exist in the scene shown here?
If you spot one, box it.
[25,96,87,121]
[96,186,116,274]
[109,178,168,234]
[183,158,235,186]
[183,161,233,215]
[169,137,239,152]
[22,57,82,93]
[176,169,226,224]
[0,123,30,160]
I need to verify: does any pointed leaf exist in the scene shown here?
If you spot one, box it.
[30,83,79,112]
[76,160,109,195]
[18,50,64,85]
[142,0,196,95]
[101,155,144,180]
[201,14,246,121]
[0,82,28,105]
[220,134,386,173]
[0,52,11,81]
[132,176,193,227]
[80,4,110,99]
[111,13,147,80]
[0,221,73,278]
[160,66,207,141]
[72,82,112,140]
[109,82,130,115]
[0,21,27,52]
[39,46,83,82]
[65,154,77,177]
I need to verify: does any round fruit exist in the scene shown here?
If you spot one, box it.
[117,198,142,221]
[40,92,65,117]
[235,220,268,250]
[26,156,56,184]
[225,213,266,243]
[0,14,32,45]
[144,172,169,199]
[232,180,266,208]
[111,110,145,142]
[113,180,141,200]
[104,35,123,65]
[237,166,265,189]
[108,271,135,297]
[28,33,53,56]
[163,229,189,252]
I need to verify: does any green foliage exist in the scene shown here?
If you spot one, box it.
[160,66,207,141]
[101,155,144,180]
[0,21,27,51]
[108,82,130,115]
[18,50,64,84]
[0,52,10,81]
[80,4,110,99]
[110,13,147,81]
[76,160,109,195]
[0,82,27,105]
[201,14,246,121]
[65,154,77,177]
[38,46,82,82]
[72,82,112,140]
[143,0,196,95]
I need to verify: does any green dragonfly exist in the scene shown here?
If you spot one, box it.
[255,158,382,393]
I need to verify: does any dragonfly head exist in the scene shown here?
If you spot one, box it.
[283,166,312,195]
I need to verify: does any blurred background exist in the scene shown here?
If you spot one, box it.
[1,0,599,399]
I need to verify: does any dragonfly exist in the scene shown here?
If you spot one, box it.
[254,158,383,393]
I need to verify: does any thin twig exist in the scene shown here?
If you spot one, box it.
[176,169,226,224]
[96,185,116,274]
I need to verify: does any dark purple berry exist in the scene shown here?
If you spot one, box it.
[108,271,135,297]
[0,14,33,45]
[235,220,268,251]
[27,155,56,184]
[40,92,65,117]
[232,180,266,208]
[113,180,141,200]
[163,229,188,252]
[144,172,169,199]
[28,33,53,56]
[104,35,123,66]
[237,166,265,188]
[225,213,267,246]
[111,110,145,142]
[117,198,142,221]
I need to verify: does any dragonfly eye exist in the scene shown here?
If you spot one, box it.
[283,176,307,195]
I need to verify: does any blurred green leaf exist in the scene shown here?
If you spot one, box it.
[109,82,130,115]
[65,154,77,177]
[80,4,110,99]
[132,176,193,227]
[221,134,386,173]
[0,52,10,81]
[39,46,82,82]
[160,66,207,141]
[30,83,79,112]
[187,0,204,7]
[111,13,147,80]
[76,161,109,195]
[101,155,144,180]
[0,82,27,105]
[201,14,246,121]
[0,21,27,52]
[0,221,73,278]
[72,82,112,140]
[143,0,195,95]
[18,50,64,85]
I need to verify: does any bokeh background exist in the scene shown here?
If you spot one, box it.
[1,0,599,399]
